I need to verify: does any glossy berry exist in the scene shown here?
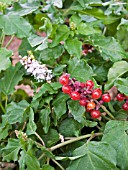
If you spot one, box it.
[62,85,72,94]
[87,101,96,110]
[92,88,102,99]
[102,94,111,102]
[70,91,80,100]
[116,93,125,101]
[122,102,128,111]
[79,99,87,106]
[59,74,69,85]
[85,80,94,89]
[90,110,101,119]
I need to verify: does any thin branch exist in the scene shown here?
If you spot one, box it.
[51,159,65,170]
[50,132,103,151]
[35,132,45,146]
[94,99,115,120]
[0,103,5,113]
[5,34,15,48]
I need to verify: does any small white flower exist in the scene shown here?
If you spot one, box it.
[20,55,53,82]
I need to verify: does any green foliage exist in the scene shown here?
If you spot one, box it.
[0,0,128,169]
[102,120,128,170]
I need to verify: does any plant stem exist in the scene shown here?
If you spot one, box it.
[100,104,116,120]
[1,31,5,47]
[5,95,8,108]
[0,103,5,113]
[35,132,45,146]
[94,99,115,120]
[108,102,115,113]
[5,35,15,48]
[50,132,103,151]
[51,159,65,170]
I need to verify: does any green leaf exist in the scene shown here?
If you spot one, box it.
[28,34,48,51]
[50,25,70,47]
[42,165,55,170]
[39,45,64,65]
[102,120,128,170]
[7,2,39,16]
[114,78,128,96]
[2,100,29,125]
[40,108,51,134]
[25,150,40,170]
[105,61,128,90]
[19,149,41,170]
[91,35,127,62]
[59,118,82,137]
[79,8,120,24]
[64,38,82,59]
[0,63,24,95]
[68,57,93,82]
[69,14,81,27]
[67,100,85,125]
[77,22,101,35]
[2,138,21,161]
[53,92,69,120]
[32,83,57,103]
[42,129,59,147]
[51,0,62,8]
[0,48,12,72]
[19,38,33,56]
[0,124,12,140]
[26,108,37,135]
[0,14,32,38]
[40,17,52,37]
[67,141,118,170]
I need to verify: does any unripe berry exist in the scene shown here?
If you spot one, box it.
[87,101,96,110]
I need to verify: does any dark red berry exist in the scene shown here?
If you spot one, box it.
[90,110,101,119]
[92,88,102,99]
[70,91,80,100]
[87,101,96,110]
[122,102,128,111]
[116,93,125,101]
[62,85,72,94]
[80,82,85,88]
[79,99,87,106]
[59,74,69,85]
[85,80,94,89]
[102,94,111,102]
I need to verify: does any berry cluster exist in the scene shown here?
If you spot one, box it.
[116,93,128,111]
[59,73,112,119]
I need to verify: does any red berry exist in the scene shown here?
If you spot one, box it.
[80,82,85,88]
[87,101,96,110]
[116,93,125,101]
[92,88,102,99]
[70,91,80,100]
[79,99,87,106]
[62,85,72,94]
[90,110,101,119]
[122,103,128,111]
[59,74,69,85]
[85,80,94,89]
[102,94,111,102]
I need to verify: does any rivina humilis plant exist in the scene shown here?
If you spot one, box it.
[0,0,128,169]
